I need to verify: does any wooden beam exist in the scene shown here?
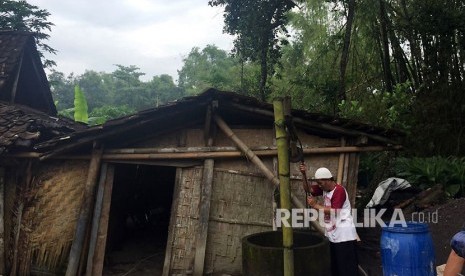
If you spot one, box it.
[7,145,403,160]
[0,168,5,275]
[162,168,183,276]
[85,163,108,275]
[346,153,359,207]
[91,164,114,276]
[337,138,346,184]
[65,145,103,276]
[213,114,325,235]
[10,161,31,276]
[193,158,214,276]
[193,105,216,276]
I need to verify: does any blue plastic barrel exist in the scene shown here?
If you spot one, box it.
[380,222,436,276]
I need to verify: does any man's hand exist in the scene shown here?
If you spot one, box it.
[307,195,317,208]
[299,163,307,174]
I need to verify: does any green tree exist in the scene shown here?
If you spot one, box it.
[49,70,75,110]
[148,74,185,105]
[178,45,242,95]
[209,0,294,100]
[0,0,56,67]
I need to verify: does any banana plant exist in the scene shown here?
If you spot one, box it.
[74,84,88,123]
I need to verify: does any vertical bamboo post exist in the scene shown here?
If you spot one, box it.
[162,167,183,276]
[85,163,108,274]
[91,164,114,275]
[274,98,294,276]
[66,144,103,276]
[193,104,215,276]
[337,137,346,184]
[0,168,4,275]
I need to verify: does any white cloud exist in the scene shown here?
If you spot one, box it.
[28,0,234,81]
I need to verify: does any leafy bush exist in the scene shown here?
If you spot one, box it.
[395,156,465,197]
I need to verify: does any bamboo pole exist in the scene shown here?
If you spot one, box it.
[0,168,4,275]
[213,115,324,234]
[7,145,403,160]
[91,164,114,275]
[85,163,108,275]
[337,138,346,184]
[162,168,182,276]
[10,203,23,276]
[66,144,103,276]
[274,98,294,276]
[193,105,215,276]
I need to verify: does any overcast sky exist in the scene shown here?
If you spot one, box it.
[27,0,234,82]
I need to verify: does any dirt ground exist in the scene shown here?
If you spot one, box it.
[102,225,167,276]
[100,198,465,276]
[357,197,465,275]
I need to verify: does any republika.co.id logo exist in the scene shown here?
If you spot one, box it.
[274,208,438,228]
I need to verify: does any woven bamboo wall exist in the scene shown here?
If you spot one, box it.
[8,160,88,274]
[165,127,346,274]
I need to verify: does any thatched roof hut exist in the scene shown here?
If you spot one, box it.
[0,29,404,276]
[2,88,402,275]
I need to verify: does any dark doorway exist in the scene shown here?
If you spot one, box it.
[103,164,176,275]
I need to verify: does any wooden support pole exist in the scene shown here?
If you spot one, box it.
[346,153,359,207]
[85,163,108,275]
[162,168,183,276]
[91,164,114,276]
[274,98,294,276]
[0,168,4,275]
[66,145,103,276]
[10,203,23,276]
[193,105,215,276]
[10,161,32,276]
[193,159,214,276]
[337,138,346,184]
[213,115,324,235]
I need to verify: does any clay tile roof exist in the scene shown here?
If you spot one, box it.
[0,101,84,155]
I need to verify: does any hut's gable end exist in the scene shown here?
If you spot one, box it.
[0,31,56,115]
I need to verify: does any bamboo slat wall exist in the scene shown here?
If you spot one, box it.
[6,160,88,274]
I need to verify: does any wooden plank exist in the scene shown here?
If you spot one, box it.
[162,167,183,276]
[193,159,214,276]
[193,105,216,276]
[9,203,23,276]
[346,153,359,207]
[337,138,346,183]
[0,168,5,275]
[65,146,103,276]
[85,163,108,275]
[91,164,115,276]
[10,161,31,276]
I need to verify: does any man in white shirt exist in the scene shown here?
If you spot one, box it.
[300,165,359,276]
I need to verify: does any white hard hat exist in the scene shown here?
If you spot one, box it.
[314,167,333,179]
